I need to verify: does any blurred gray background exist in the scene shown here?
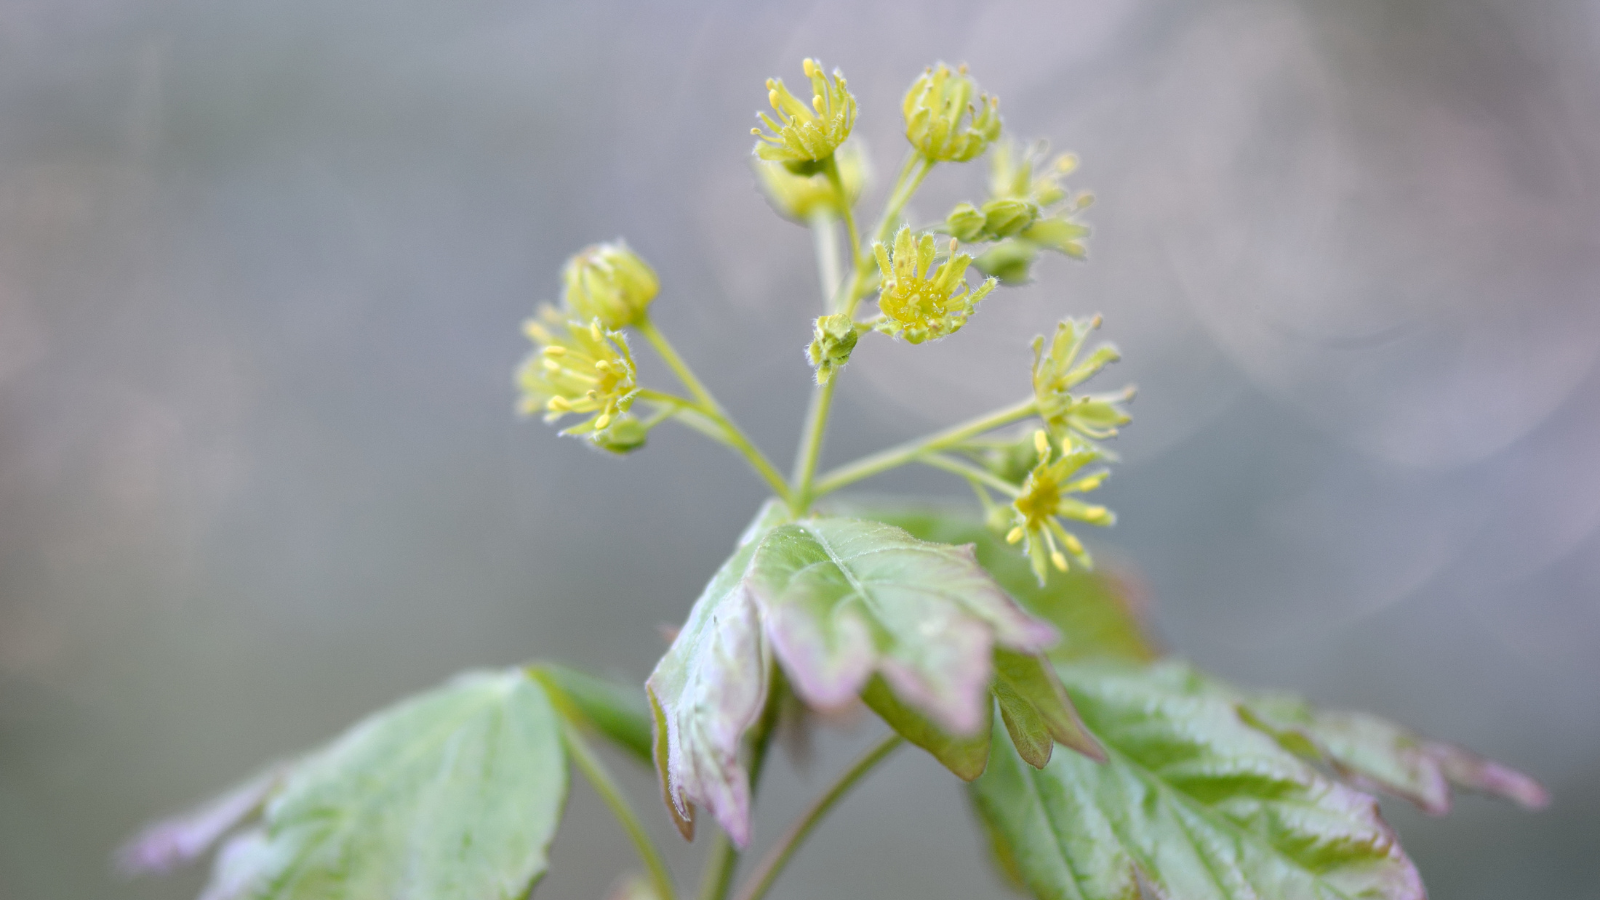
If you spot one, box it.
[2,1,1597,897]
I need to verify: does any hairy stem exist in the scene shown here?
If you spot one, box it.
[557,715,678,900]
[633,322,791,501]
[731,735,905,900]
[810,396,1037,497]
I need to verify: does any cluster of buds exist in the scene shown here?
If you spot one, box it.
[517,308,641,441]
[755,142,868,223]
[806,313,859,385]
[940,140,1094,285]
[753,58,857,168]
[1031,316,1133,451]
[1007,430,1114,584]
[872,227,997,344]
[903,63,1001,163]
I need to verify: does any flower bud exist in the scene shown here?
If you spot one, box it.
[561,242,659,330]
[753,58,857,165]
[945,203,987,242]
[902,63,1001,163]
[973,240,1039,285]
[980,197,1038,238]
[806,313,859,385]
[591,414,649,454]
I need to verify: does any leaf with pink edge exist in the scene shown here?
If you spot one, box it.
[747,517,1059,738]
[645,500,787,847]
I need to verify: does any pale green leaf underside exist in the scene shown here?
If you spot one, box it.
[972,662,1425,900]
[748,516,1057,736]
[207,669,567,900]
[646,500,788,846]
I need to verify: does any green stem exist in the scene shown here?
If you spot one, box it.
[634,321,791,502]
[788,378,836,515]
[919,453,1021,497]
[810,396,1038,497]
[730,735,904,900]
[822,155,862,275]
[696,667,786,900]
[808,213,840,311]
[558,714,678,900]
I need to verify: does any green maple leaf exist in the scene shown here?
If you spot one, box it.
[125,668,568,900]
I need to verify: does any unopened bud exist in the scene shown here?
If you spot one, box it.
[562,242,659,330]
[980,197,1038,238]
[945,203,987,242]
[806,313,859,385]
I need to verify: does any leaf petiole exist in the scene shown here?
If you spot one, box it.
[731,734,904,900]
[541,681,679,900]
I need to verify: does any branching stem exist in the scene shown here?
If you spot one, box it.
[919,452,1022,497]
[634,321,791,502]
[811,396,1037,497]
[730,735,905,900]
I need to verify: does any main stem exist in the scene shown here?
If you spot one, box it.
[560,718,678,900]
[790,154,935,513]
[810,396,1038,497]
[731,735,905,900]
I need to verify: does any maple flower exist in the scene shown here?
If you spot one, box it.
[1031,316,1133,449]
[752,58,857,166]
[561,242,659,331]
[872,227,997,344]
[903,63,1001,163]
[516,307,639,439]
[1008,430,1114,585]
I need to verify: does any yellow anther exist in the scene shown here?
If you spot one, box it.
[542,358,561,372]
[547,396,571,412]
[813,96,824,114]
[1051,551,1069,572]
[594,413,611,430]
[1063,533,1084,554]
[589,322,603,341]
[1006,526,1024,544]
[594,359,611,371]
[1034,430,1050,457]
[803,58,818,77]
[542,345,566,356]
[1078,476,1102,491]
